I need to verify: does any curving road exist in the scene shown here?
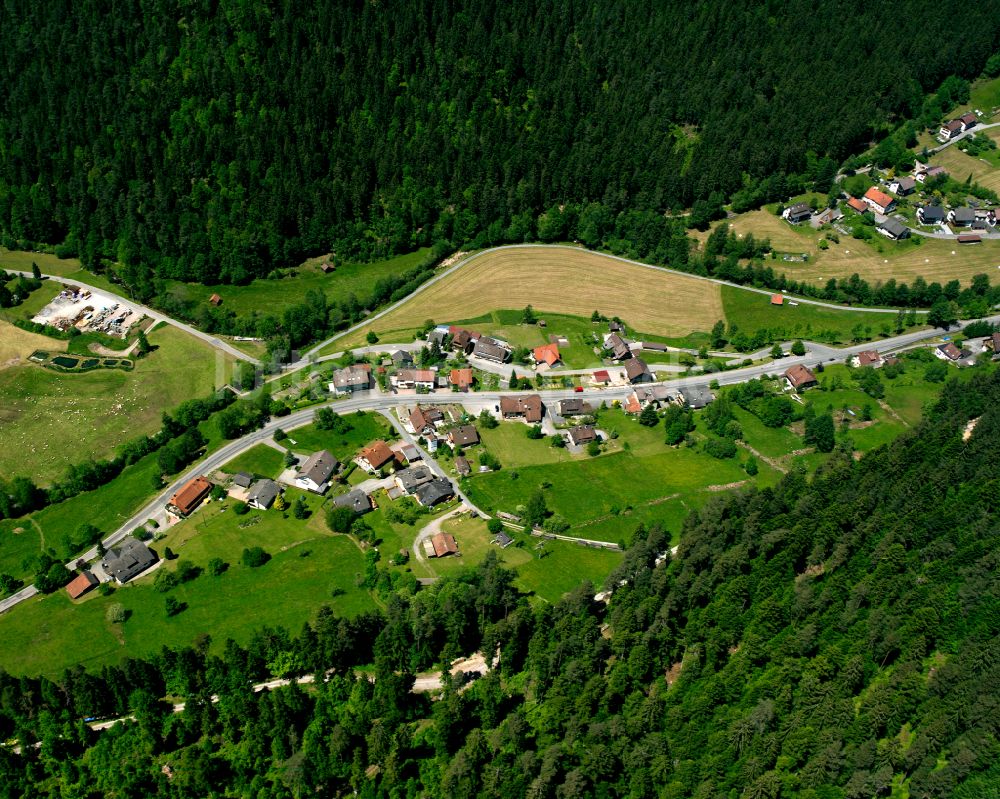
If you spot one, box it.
[7,270,259,365]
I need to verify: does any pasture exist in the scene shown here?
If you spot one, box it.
[331,246,727,350]
[0,320,67,369]
[0,324,227,486]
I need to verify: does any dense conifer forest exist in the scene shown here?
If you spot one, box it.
[3,0,1000,291]
[2,371,999,797]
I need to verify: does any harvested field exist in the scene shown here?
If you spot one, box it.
[930,145,1000,194]
[338,246,725,348]
[0,320,67,369]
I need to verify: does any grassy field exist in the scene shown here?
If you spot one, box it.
[0,324,228,485]
[0,319,67,368]
[329,247,727,350]
[284,412,395,459]
[221,444,285,478]
[160,249,430,318]
[712,209,1000,287]
[722,286,919,342]
[0,249,124,296]
[930,144,1000,194]
[0,497,373,677]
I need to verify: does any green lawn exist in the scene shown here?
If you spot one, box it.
[732,407,803,459]
[0,324,229,485]
[221,444,285,478]
[476,423,581,467]
[722,286,922,345]
[285,411,395,459]
[160,249,430,319]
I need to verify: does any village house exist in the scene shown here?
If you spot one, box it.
[455,456,472,476]
[357,440,395,473]
[391,368,437,391]
[398,443,420,462]
[852,350,884,369]
[391,350,414,368]
[810,206,843,228]
[329,363,372,395]
[472,335,511,364]
[623,356,653,384]
[782,202,812,224]
[935,342,963,362]
[917,205,946,225]
[948,207,976,227]
[784,364,818,392]
[247,479,281,510]
[846,196,868,214]
[332,489,372,515]
[532,343,561,368]
[101,537,158,584]
[448,326,481,353]
[394,465,435,494]
[876,217,909,240]
[566,424,598,447]
[407,405,444,436]
[232,472,253,489]
[424,531,459,558]
[888,176,916,196]
[863,187,896,215]
[449,367,474,391]
[65,571,99,599]
[604,333,632,361]
[414,478,454,507]
[448,424,480,448]
[937,119,965,141]
[914,165,947,183]
[295,450,338,493]
[500,394,544,423]
[557,397,593,417]
[679,386,715,409]
[592,369,611,385]
[168,476,213,518]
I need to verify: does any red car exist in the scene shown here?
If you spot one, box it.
[574,386,584,393]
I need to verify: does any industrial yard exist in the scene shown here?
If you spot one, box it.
[31,285,142,338]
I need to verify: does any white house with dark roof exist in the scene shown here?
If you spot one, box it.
[247,479,281,510]
[295,450,338,493]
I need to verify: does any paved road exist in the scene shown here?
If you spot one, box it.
[9,270,259,365]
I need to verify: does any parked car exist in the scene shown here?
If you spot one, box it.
[574,386,584,393]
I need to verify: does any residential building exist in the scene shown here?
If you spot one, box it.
[449,367,474,391]
[863,187,896,215]
[232,472,253,489]
[679,386,715,409]
[500,394,544,423]
[635,385,676,407]
[408,405,444,435]
[566,424,597,447]
[888,177,916,195]
[472,336,511,363]
[876,217,910,240]
[494,531,513,548]
[330,363,372,394]
[65,571,99,599]
[592,369,611,384]
[295,450,338,493]
[399,443,420,462]
[455,456,471,476]
[449,326,480,353]
[936,342,963,361]
[852,350,884,369]
[332,489,372,515]
[846,196,868,214]
[101,537,157,584]
[448,425,480,447]
[937,119,964,141]
[532,343,561,367]
[169,476,213,517]
[425,531,459,557]
[391,350,414,368]
[604,333,632,361]
[784,364,818,392]
[395,465,435,494]
[247,479,281,510]
[415,478,455,507]
[557,398,593,417]
[392,368,437,391]
[357,440,395,473]
[624,356,653,384]
[915,165,948,183]
[949,207,976,227]
[959,112,978,129]
[810,206,843,227]
[917,205,946,225]
[782,202,812,224]
[623,391,642,415]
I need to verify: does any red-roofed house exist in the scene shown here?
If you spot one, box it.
[357,440,395,473]
[65,571,98,599]
[852,350,884,369]
[784,364,818,392]
[863,187,896,215]
[532,343,561,367]
[846,197,867,214]
[449,368,474,391]
[592,370,611,385]
[169,476,213,517]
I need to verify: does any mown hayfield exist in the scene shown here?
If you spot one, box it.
[0,319,67,368]
[930,145,1000,194]
[336,246,726,349]
[0,325,227,485]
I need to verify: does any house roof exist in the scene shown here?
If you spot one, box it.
[248,479,280,508]
[449,424,480,446]
[959,112,978,125]
[856,350,882,367]
[784,364,817,388]
[679,386,714,408]
[864,187,895,208]
[472,336,511,361]
[499,394,543,422]
[395,465,435,493]
[877,218,909,238]
[567,425,597,446]
[958,233,983,243]
[232,471,253,488]
[605,333,631,360]
[846,197,867,214]
[455,456,471,476]
[391,350,414,366]
[990,332,1000,350]
[415,478,454,507]
[396,368,437,384]
[623,357,651,381]
[332,363,371,389]
[298,450,338,486]
[170,476,213,516]
[533,343,561,366]
[430,531,459,557]
[624,392,642,414]
[923,166,947,177]
[919,205,945,221]
[332,489,372,514]
[593,369,611,383]
[410,406,432,431]
[558,398,593,415]
[938,342,962,360]
[945,119,964,132]
[895,177,916,191]
[101,537,157,583]
[952,206,976,223]
[359,440,394,469]
[638,385,674,404]
[65,571,98,599]
[209,293,222,305]
[786,202,811,215]
[449,367,474,387]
